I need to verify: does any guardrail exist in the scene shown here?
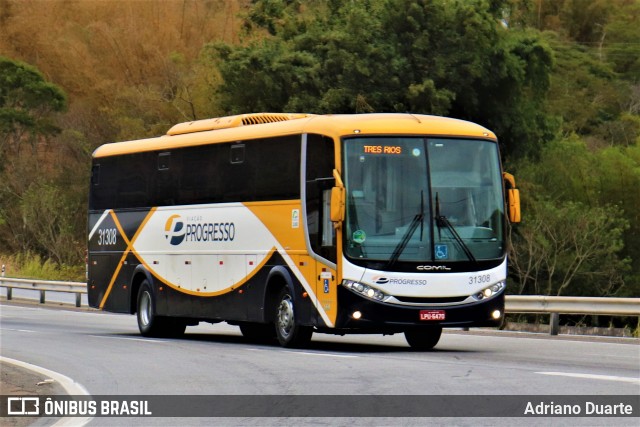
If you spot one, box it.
[504,295,640,335]
[0,276,87,307]
[0,274,638,336]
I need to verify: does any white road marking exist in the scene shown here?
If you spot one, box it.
[89,335,168,344]
[537,371,640,384]
[1,328,37,333]
[247,347,358,358]
[0,356,92,427]
[291,350,359,359]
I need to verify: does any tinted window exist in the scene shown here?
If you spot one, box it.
[89,135,301,211]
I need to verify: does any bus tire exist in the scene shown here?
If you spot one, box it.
[274,287,312,348]
[136,280,185,338]
[404,327,442,350]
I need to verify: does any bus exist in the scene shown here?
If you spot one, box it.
[88,112,521,349]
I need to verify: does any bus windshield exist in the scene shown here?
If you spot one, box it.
[343,137,505,264]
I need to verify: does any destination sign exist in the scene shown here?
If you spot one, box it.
[363,145,403,155]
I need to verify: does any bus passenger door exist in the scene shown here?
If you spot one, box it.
[304,133,338,327]
[316,261,338,327]
[296,256,338,328]
[314,189,338,327]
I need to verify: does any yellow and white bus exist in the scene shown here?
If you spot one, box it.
[88,113,520,349]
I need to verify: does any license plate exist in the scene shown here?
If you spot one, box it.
[420,310,445,321]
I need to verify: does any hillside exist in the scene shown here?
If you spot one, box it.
[0,0,638,315]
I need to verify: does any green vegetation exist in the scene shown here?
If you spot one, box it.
[0,0,638,318]
[0,252,84,282]
[212,0,557,159]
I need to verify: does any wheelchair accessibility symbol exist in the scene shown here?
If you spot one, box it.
[435,244,448,260]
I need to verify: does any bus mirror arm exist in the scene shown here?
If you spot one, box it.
[503,172,521,223]
[333,169,344,188]
[330,169,345,224]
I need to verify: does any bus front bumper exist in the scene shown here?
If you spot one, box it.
[333,286,504,332]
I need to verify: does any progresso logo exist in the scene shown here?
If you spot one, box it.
[164,214,236,246]
[372,276,427,286]
[165,215,186,246]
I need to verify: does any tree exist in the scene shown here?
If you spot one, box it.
[540,31,639,147]
[506,0,640,148]
[209,0,557,158]
[0,56,75,265]
[19,178,84,265]
[514,0,616,43]
[593,144,640,292]
[0,56,67,157]
[604,0,640,82]
[0,2,236,271]
[509,198,629,297]
[510,137,639,297]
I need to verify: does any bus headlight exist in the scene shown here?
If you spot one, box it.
[342,280,388,302]
[472,281,506,301]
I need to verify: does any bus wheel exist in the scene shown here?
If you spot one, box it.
[404,327,442,350]
[137,281,185,338]
[274,287,312,348]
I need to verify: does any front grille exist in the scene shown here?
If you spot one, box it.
[393,295,468,304]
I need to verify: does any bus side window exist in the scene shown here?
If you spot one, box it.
[116,153,149,208]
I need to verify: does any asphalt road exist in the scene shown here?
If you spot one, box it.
[1,301,638,426]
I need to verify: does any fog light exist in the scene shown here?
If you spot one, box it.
[352,311,362,320]
[492,310,501,319]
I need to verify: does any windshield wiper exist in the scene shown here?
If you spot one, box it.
[388,191,424,267]
[435,193,477,263]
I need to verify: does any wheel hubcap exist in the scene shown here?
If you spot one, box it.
[277,295,294,338]
[140,291,151,326]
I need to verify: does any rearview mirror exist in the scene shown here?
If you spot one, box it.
[507,188,521,223]
[330,186,345,223]
[503,172,521,223]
